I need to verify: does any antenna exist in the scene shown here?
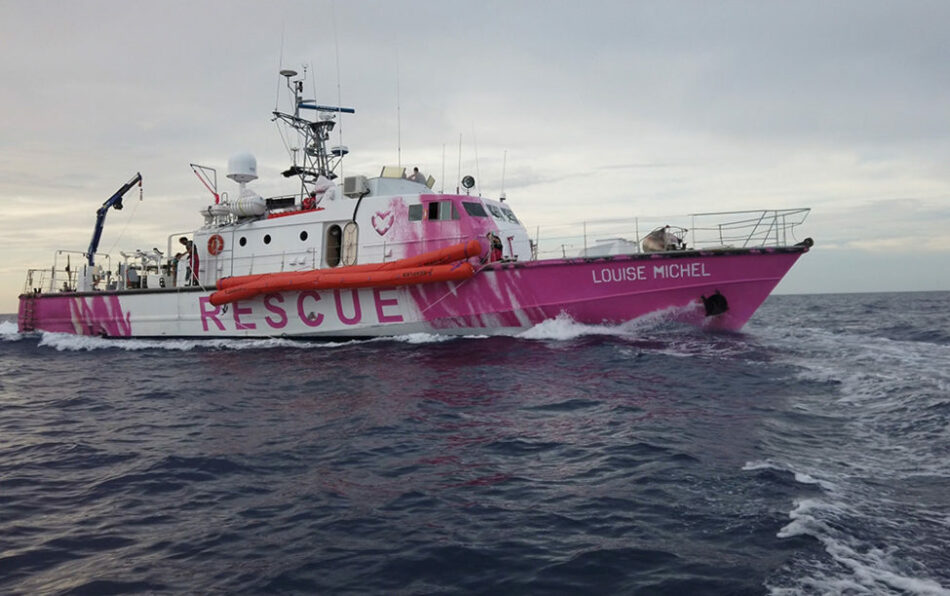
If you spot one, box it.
[331,0,345,181]
[272,66,355,199]
[500,150,507,201]
[456,133,462,194]
[472,123,481,196]
[441,143,446,194]
[275,25,285,111]
[396,52,402,168]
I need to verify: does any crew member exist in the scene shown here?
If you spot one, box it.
[178,236,199,286]
[408,167,427,185]
[488,232,503,262]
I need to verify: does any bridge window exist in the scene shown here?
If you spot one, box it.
[426,200,459,221]
[408,204,423,221]
[462,202,488,217]
[501,207,519,224]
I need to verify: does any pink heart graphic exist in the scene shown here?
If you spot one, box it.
[372,210,394,236]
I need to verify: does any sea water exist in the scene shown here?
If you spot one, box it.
[1,292,948,594]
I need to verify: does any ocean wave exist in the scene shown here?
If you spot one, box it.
[742,460,837,492]
[773,498,950,596]
[0,321,22,341]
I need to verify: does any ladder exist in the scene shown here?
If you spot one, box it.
[19,296,36,332]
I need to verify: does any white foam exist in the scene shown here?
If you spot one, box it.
[0,320,21,341]
[382,332,457,344]
[35,332,353,352]
[775,497,950,595]
[742,460,779,472]
[756,324,950,392]
[517,313,627,341]
[516,306,697,342]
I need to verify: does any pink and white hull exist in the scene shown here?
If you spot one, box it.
[18,247,808,338]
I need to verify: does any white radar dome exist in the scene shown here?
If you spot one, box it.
[227,152,258,184]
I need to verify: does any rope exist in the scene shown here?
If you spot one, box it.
[104,183,143,257]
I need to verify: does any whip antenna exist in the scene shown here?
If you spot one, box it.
[456,133,462,194]
[275,24,285,111]
[501,149,507,200]
[331,0,345,180]
[472,123,481,196]
[396,51,402,168]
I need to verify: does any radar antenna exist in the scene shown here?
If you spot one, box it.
[272,69,355,199]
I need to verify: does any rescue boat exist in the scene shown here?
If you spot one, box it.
[16,69,813,339]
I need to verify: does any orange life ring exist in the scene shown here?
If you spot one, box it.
[207,234,224,256]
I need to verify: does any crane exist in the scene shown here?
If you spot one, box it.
[86,173,142,266]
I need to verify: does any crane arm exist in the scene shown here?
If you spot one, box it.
[86,173,142,266]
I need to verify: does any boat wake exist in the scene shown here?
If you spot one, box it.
[16,303,717,351]
[743,313,950,595]
[34,332,352,352]
[517,304,703,342]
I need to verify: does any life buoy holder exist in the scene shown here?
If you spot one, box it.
[208,234,225,255]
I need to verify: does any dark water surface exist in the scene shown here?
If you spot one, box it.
[1,292,948,595]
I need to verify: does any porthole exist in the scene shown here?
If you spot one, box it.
[300,231,308,241]
[264,234,271,244]
[239,237,247,247]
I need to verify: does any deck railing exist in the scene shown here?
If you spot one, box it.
[532,208,810,260]
[23,208,811,295]
[22,251,112,294]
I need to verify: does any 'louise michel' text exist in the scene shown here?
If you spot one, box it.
[592,262,711,284]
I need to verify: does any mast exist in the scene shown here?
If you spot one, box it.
[272,69,354,198]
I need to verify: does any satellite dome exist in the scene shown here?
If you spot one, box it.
[227,153,258,184]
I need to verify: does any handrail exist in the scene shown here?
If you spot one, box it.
[23,208,810,295]
[532,208,810,259]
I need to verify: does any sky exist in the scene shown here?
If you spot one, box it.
[2,0,949,313]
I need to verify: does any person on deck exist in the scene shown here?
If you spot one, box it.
[488,232,503,262]
[188,240,200,286]
[178,237,199,286]
[408,167,427,185]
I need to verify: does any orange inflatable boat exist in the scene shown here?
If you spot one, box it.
[210,239,483,306]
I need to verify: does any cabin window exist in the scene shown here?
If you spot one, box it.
[487,205,504,219]
[264,234,272,244]
[325,224,342,267]
[300,231,308,241]
[501,207,519,224]
[426,200,459,221]
[239,236,247,247]
[462,202,488,217]
[408,204,423,221]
